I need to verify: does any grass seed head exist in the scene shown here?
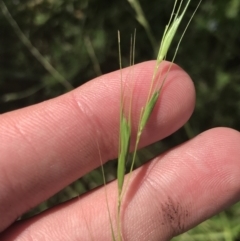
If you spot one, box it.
[117,115,131,195]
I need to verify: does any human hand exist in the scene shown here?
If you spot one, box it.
[0,61,240,240]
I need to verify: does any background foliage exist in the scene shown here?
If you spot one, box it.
[1,0,240,240]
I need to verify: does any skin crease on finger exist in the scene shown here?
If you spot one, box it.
[0,61,195,232]
[0,128,240,241]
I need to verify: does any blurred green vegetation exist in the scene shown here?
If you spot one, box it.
[1,0,240,240]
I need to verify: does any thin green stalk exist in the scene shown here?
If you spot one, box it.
[127,0,157,53]
[117,31,132,241]
[0,0,73,91]
[1,84,44,102]
[84,34,102,77]
[97,141,116,241]
[117,29,139,241]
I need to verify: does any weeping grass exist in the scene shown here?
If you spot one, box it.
[114,1,202,240]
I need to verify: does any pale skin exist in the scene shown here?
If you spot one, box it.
[0,61,240,241]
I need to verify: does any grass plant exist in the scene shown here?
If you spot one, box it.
[113,0,202,240]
